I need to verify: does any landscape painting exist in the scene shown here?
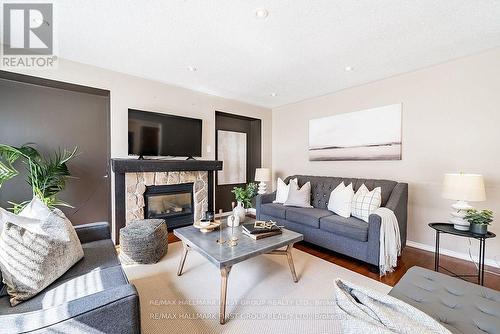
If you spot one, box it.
[309,104,402,161]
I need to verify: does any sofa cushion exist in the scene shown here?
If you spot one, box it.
[260,203,287,219]
[0,265,128,315]
[389,266,500,334]
[58,239,121,282]
[320,214,369,241]
[286,207,333,228]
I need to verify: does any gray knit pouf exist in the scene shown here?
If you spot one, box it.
[119,219,168,264]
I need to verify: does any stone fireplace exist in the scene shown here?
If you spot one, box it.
[112,159,222,242]
[125,171,207,228]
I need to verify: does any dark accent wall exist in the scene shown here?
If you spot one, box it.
[215,111,262,212]
[0,73,111,225]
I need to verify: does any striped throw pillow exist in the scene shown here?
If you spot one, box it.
[351,184,382,222]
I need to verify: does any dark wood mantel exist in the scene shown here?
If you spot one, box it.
[111,158,222,243]
[111,158,222,173]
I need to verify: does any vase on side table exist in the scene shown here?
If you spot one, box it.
[233,202,246,223]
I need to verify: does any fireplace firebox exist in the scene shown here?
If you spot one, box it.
[144,183,194,229]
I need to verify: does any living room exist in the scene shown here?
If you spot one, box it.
[0,1,499,333]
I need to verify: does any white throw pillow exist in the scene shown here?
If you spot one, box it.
[351,185,382,222]
[273,177,298,204]
[284,180,313,208]
[0,197,84,306]
[327,182,354,218]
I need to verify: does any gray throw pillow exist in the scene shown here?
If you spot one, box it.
[284,180,313,208]
[0,197,83,306]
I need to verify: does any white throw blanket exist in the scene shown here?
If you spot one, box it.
[374,207,401,275]
[334,279,452,334]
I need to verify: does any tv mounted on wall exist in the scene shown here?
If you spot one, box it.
[128,109,202,159]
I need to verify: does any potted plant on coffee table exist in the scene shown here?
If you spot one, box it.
[464,209,493,235]
[231,183,257,222]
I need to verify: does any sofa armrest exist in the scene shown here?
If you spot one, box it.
[256,191,276,220]
[366,214,382,267]
[384,183,408,248]
[75,221,111,244]
[1,284,140,334]
[366,183,408,267]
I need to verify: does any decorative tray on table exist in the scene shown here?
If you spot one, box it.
[193,220,221,233]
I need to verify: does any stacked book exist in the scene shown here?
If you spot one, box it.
[242,221,282,240]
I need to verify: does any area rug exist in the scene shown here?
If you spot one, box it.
[123,241,391,334]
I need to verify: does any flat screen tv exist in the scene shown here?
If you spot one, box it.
[128,109,202,158]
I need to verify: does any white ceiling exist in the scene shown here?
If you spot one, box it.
[52,0,500,108]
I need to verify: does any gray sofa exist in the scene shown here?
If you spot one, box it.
[390,266,500,334]
[0,222,141,334]
[256,175,408,268]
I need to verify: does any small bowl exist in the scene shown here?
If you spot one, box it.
[199,219,211,228]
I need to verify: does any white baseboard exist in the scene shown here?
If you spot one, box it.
[406,240,499,269]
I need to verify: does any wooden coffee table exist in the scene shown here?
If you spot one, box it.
[174,219,303,324]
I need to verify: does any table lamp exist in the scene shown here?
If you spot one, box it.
[255,168,271,195]
[442,173,486,230]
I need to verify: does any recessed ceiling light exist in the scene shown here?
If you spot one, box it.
[270,92,277,97]
[344,66,354,72]
[255,8,269,19]
[187,66,197,72]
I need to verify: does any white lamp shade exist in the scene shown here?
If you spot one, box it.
[255,168,271,182]
[442,173,486,202]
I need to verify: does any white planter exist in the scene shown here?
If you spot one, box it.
[233,202,246,223]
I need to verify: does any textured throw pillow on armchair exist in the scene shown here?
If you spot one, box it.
[0,197,83,306]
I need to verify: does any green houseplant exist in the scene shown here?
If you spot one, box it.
[231,183,257,208]
[464,209,493,235]
[0,143,78,213]
[231,183,257,222]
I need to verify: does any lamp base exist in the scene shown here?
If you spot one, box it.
[257,181,267,195]
[449,200,472,231]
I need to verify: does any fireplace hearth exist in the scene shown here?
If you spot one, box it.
[144,183,194,229]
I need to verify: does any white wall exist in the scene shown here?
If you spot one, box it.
[273,48,500,266]
[7,58,272,238]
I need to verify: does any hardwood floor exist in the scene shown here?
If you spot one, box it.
[167,232,500,291]
[296,241,500,290]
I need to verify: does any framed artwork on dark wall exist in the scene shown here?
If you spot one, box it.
[217,130,247,186]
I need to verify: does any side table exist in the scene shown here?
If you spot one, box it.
[429,222,496,286]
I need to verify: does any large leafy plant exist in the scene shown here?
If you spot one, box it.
[0,143,77,213]
[231,183,257,208]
